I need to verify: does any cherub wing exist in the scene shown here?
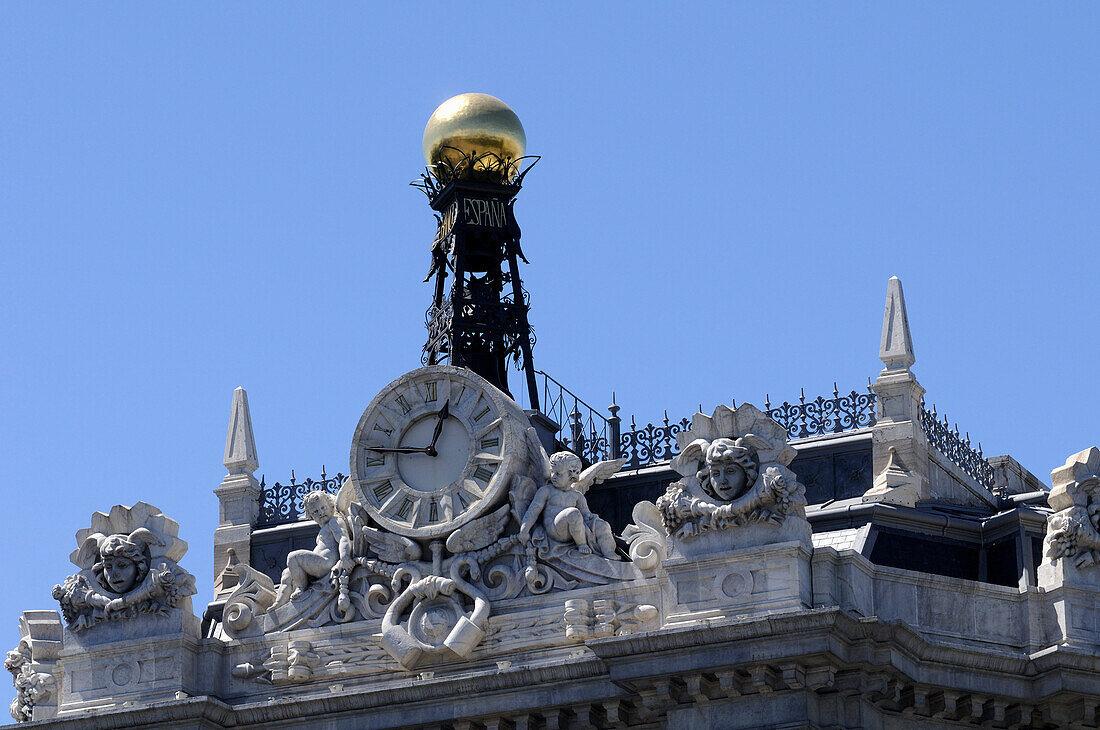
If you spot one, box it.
[335,478,358,515]
[572,458,627,495]
[357,523,422,564]
[74,533,107,570]
[335,480,421,563]
[127,527,166,551]
[670,438,709,477]
[445,502,510,554]
[509,475,539,524]
[525,426,552,485]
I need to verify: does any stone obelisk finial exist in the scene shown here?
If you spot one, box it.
[879,276,915,371]
[223,387,259,475]
[865,276,928,508]
[215,387,262,597]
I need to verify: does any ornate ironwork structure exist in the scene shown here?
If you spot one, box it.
[764,384,877,440]
[414,150,542,409]
[618,413,692,470]
[919,402,996,490]
[257,467,346,528]
[535,370,611,466]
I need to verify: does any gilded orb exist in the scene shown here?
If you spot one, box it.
[422,93,526,172]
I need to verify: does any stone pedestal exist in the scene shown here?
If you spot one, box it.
[663,541,812,627]
[213,473,261,597]
[1038,563,1100,649]
[867,368,928,506]
[669,517,812,560]
[1036,447,1100,648]
[56,607,201,715]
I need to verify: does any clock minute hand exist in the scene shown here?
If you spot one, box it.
[426,401,450,456]
[364,445,433,455]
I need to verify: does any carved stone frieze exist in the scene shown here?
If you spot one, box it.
[51,503,196,632]
[563,598,658,640]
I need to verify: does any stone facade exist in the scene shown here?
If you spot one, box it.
[6,148,1099,728]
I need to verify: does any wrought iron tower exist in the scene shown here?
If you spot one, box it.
[415,94,540,410]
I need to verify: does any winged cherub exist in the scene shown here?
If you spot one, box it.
[519,451,625,558]
[273,490,353,607]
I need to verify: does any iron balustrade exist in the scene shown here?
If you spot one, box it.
[258,468,346,528]
[764,384,878,440]
[255,383,997,525]
[617,412,692,470]
[535,370,612,466]
[919,402,996,491]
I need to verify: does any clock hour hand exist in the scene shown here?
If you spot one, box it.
[364,445,433,455]
[426,401,450,456]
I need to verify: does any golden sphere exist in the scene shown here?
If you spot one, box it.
[422,93,526,170]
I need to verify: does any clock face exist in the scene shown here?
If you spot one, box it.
[349,365,529,539]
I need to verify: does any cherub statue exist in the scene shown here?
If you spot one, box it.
[519,451,624,558]
[273,490,353,607]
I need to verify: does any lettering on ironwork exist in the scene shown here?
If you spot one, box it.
[438,202,457,239]
[462,197,508,228]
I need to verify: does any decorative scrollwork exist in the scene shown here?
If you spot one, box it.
[411,148,540,196]
[764,384,877,440]
[619,414,691,470]
[258,467,345,528]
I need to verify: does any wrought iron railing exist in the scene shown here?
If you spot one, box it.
[919,402,995,490]
[256,384,892,524]
[258,467,346,527]
[764,384,877,440]
[535,370,611,466]
[618,412,692,470]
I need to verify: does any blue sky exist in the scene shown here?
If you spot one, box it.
[2,5,1098,659]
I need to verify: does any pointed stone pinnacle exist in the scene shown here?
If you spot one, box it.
[224,386,259,475]
[879,276,915,370]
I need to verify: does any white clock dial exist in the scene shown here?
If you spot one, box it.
[350,365,528,539]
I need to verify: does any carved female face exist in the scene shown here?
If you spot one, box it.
[101,555,139,594]
[708,462,748,501]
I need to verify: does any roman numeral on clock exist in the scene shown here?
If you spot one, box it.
[473,406,491,423]
[393,497,414,520]
[424,381,438,402]
[372,480,393,502]
[395,394,412,414]
[472,465,495,483]
[373,424,393,437]
[480,436,499,449]
[362,454,385,467]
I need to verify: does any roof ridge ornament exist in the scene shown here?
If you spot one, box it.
[879,276,915,371]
